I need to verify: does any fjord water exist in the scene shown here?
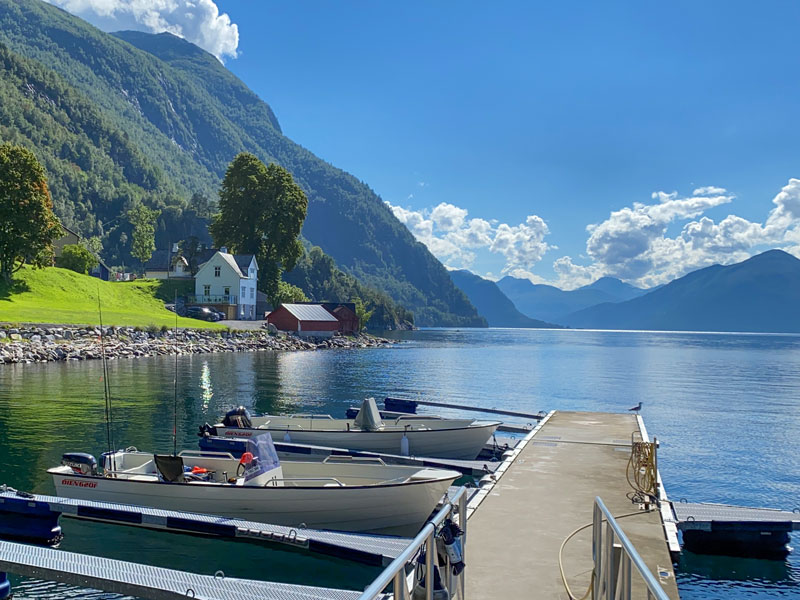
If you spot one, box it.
[1,329,798,598]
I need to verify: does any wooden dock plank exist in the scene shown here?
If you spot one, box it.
[466,411,680,599]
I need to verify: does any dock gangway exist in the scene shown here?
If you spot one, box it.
[592,496,671,600]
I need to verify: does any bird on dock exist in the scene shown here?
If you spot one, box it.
[628,402,642,413]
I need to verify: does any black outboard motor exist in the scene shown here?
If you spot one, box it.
[222,406,252,428]
[61,453,98,475]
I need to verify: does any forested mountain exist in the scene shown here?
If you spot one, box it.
[449,270,557,328]
[0,0,484,326]
[496,275,647,323]
[563,250,800,332]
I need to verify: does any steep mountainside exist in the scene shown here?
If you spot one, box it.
[0,0,484,326]
[449,270,558,328]
[497,277,623,323]
[563,250,800,332]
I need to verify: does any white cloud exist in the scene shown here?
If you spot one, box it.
[44,0,239,61]
[388,180,800,291]
[430,203,467,232]
[572,179,800,288]
[584,187,734,281]
[386,201,552,272]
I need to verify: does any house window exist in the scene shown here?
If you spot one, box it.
[224,286,230,298]
[249,268,255,277]
[250,288,254,299]
[214,266,221,277]
[203,285,210,296]
[241,286,246,300]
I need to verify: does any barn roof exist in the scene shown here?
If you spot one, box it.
[281,304,339,322]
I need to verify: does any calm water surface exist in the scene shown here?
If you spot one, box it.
[0,328,798,598]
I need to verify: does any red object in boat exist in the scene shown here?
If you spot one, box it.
[239,452,254,464]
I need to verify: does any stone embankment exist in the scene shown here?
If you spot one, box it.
[0,325,395,365]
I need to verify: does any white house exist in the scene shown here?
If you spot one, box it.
[144,244,193,279]
[193,248,258,320]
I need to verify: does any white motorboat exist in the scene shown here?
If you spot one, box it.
[48,434,459,535]
[202,398,500,460]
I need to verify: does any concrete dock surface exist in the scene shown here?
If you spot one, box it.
[466,411,679,599]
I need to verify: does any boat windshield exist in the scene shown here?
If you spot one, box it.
[243,434,280,483]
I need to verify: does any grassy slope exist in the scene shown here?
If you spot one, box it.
[0,266,221,329]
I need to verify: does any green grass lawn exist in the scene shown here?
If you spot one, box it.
[0,266,224,329]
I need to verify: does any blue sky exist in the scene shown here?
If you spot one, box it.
[47,1,800,288]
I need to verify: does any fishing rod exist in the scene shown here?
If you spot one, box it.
[97,285,115,467]
[173,290,179,456]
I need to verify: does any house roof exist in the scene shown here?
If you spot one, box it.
[60,225,81,239]
[233,254,257,272]
[217,252,245,278]
[144,250,172,271]
[281,304,339,322]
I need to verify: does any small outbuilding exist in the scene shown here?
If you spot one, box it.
[324,303,360,334]
[267,303,340,337]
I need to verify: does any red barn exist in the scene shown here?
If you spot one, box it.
[330,305,359,334]
[267,304,340,337]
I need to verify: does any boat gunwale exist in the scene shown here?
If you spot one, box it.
[213,420,503,435]
[48,468,461,491]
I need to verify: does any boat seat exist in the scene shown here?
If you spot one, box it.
[154,455,185,483]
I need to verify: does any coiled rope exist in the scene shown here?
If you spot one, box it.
[626,438,658,503]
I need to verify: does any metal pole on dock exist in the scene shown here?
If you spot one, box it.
[384,397,545,421]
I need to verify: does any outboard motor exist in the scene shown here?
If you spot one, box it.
[61,452,97,475]
[198,423,216,437]
[222,406,252,428]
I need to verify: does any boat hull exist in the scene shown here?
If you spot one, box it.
[50,469,455,535]
[214,422,499,459]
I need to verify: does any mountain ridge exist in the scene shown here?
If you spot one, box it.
[449,270,558,328]
[496,275,648,323]
[562,250,800,332]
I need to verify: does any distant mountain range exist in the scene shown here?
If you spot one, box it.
[448,270,558,328]
[496,275,649,323]
[562,250,800,333]
[0,0,485,327]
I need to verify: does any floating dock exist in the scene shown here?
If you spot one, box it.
[466,411,680,599]
[0,539,385,600]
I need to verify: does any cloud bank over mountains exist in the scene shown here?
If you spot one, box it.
[44,0,239,61]
[386,201,551,277]
[390,179,800,289]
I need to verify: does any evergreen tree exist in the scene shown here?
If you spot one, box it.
[0,143,62,283]
[210,153,307,305]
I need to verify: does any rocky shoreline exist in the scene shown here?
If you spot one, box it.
[0,325,396,365]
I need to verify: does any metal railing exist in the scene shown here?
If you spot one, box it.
[188,295,237,305]
[592,497,670,600]
[359,486,468,600]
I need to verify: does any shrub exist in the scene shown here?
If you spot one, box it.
[56,244,98,275]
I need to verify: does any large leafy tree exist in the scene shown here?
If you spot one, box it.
[127,204,161,268]
[210,153,308,304]
[177,235,204,276]
[0,143,62,283]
